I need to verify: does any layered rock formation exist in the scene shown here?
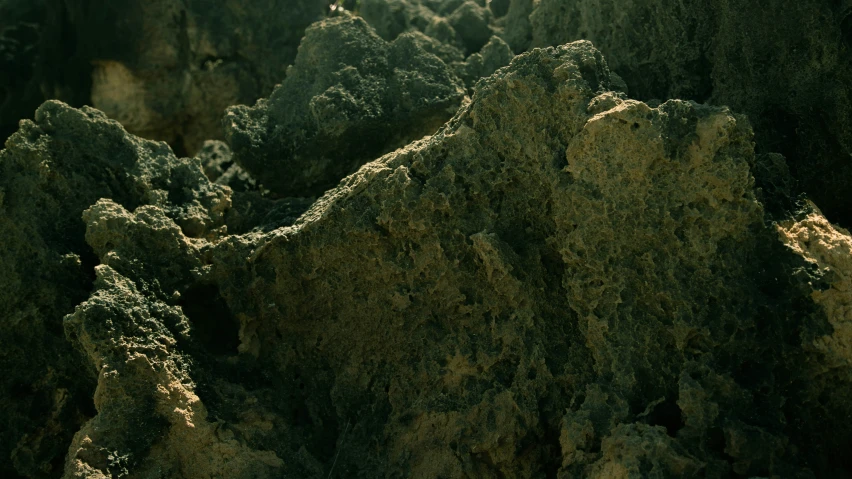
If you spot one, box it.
[2,36,852,477]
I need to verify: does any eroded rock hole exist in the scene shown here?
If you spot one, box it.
[489,0,510,17]
[178,284,240,355]
[645,399,683,437]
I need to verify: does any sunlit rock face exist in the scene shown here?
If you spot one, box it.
[2,2,852,477]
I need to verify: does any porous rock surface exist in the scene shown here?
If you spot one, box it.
[3,0,849,232]
[0,101,231,478]
[514,0,852,227]
[4,40,852,477]
[224,15,467,197]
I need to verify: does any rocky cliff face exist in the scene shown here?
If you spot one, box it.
[1,1,851,478]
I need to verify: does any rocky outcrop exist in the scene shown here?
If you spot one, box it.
[0,101,230,478]
[2,2,852,477]
[64,0,333,155]
[0,0,332,155]
[3,41,848,477]
[514,0,852,228]
[224,15,466,197]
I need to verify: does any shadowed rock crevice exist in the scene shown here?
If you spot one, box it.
[178,284,240,356]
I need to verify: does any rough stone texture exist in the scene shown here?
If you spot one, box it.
[73,0,334,155]
[5,41,844,477]
[778,202,852,380]
[207,42,851,477]
[195,140,257,193]
[517,0,852,228]
[3,14,852,479]
[0,101,230,478]
[453,35,514,90]
[359,0,496,55]
[224,15,466,197]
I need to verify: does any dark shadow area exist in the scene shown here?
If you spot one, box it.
[178,284,240,355]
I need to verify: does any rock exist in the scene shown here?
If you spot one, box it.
[453,35,514,89]
[0,0,46,147]
[0,100,230,477]
[520,0,852,228]
[3,23,852,479]
[50,40,839,476]
[195,140,258,193]
[208,41,851,477]
[224,15,466,197]
[359,0,495,54]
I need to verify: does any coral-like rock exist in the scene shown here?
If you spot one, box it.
[0,100,230,477]
[224,15,466,197]
[359,0,496,54]
[4,35,852,478]
[195,140,258,193]
[453,35,514,89]
[209,41,849,476]
[521,0,852,227]
[778,202,852,375]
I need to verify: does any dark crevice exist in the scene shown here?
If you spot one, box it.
[644,398,683,438]
[178,284,240,355]
[841,6,852,48]
[489,0,510,18]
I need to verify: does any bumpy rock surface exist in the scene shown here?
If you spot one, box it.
[224,15,466,197]
[0,101,231,478]
[5,41,850,477]
[516,0,852,227]
[73,0,334,155]
[206,41,852,478]
[359,0,497,54]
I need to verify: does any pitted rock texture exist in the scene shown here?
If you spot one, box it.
[205,41,851,478]
[10,41,843,478]
[516,0,852,228]
[195,140,257,193]
[358,0,497,55]
[0,101,230,478]
[72,0,334,156]
[224,15,466,197]
[2,15,852,479]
